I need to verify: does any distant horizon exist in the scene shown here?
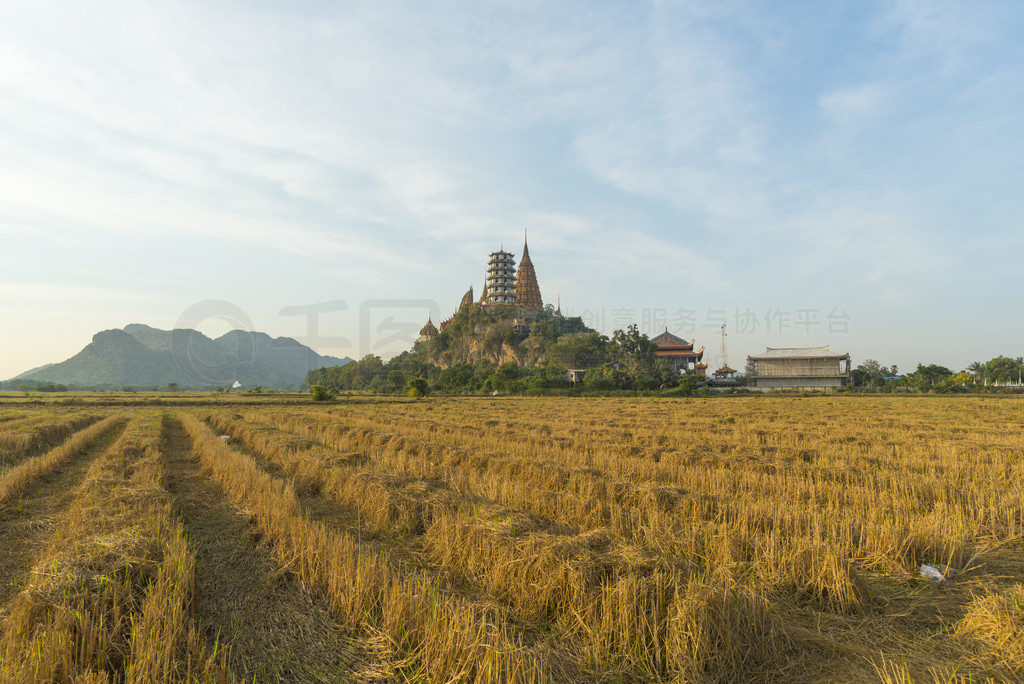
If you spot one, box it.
[1,300,1010,383]
[3,2,1022,379]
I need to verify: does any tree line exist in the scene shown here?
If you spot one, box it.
[0,379,69,392]
[305,323,702,396]
[852,356,1024,393]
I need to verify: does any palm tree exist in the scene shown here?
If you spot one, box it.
[966,361,984,385]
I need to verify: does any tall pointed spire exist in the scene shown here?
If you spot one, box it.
[514,231,543,311]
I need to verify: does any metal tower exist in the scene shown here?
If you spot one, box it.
[719,323,728,370]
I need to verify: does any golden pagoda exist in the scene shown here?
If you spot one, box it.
[514,233,543,312]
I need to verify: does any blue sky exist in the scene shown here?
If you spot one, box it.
[2,0,1022,379]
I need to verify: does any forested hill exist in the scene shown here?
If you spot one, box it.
[304,304,690,393]
[415,303,600,369]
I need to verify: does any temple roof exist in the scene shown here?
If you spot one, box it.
[748,346,849,360]
[651,330,693,348]
[419,318,439,338]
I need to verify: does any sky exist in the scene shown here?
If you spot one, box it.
[2,0,1023,379]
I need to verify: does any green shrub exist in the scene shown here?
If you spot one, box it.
[310,384,335,402]
[407,377,430,398]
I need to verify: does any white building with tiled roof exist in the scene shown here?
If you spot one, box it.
[745,346,851,390]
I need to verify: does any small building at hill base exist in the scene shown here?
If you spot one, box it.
[651,330,706,376]
[566,368,587,384]
[708,365,739,388]
[745,346,851,391]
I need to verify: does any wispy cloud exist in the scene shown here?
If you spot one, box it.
[1,0,1022,377]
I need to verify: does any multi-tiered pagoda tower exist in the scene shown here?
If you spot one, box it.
[484,248,516,305]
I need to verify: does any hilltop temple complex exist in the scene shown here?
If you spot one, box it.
[415,241,849,387]
[418,236,710,378]
[478,235,543,310]
[423,234,547,337]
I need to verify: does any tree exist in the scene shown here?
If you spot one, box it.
[583,367,614,390]
[407,376,430,398]
[608,325,657,389]
[385,370,406,393]
[677,374,699,394]
[310,384,334,401]
[525,364,569,390]
[355,354,385,386]
[546,332,607,370]
[906,363,953,391]
[966,361,985,384]
[653,358,678,388]
[489,362,521,393]
[950,372,974,388]
[438,363,473,392]
[853,359,889,387]
[470,360,497,391]
[985,356,1021,385]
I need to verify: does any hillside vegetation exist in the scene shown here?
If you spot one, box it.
[418,303,596,367]
[308,304,687,393]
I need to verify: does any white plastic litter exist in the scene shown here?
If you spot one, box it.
[919,564,946,583]
[219,435,231,440]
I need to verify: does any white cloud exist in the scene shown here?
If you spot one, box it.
[818,81,894,126]
[0,0,1022,378]
[877,0,995,71]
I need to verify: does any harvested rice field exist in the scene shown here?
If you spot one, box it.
[0,395,1022,682]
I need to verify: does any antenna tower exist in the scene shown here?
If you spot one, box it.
[719,323,728,370]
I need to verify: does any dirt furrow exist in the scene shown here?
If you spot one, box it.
[161,416,391,683]
[0,422,125,618]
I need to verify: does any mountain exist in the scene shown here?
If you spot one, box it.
[11,362,55,379]
[15,324,351,390]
